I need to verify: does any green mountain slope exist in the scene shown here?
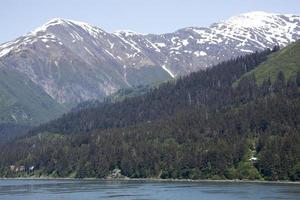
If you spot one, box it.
[242,40,300,85]
[0,66,67,126]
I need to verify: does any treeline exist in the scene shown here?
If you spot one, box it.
[1,47,299,181]
[70,85,152,113]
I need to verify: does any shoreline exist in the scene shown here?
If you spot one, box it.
[1,177,299,185]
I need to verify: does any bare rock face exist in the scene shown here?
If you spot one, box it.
[1,11,299,104]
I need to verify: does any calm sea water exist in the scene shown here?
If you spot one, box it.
[0,179,299,200]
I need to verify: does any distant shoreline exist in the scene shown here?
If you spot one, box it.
[1,177,299,185]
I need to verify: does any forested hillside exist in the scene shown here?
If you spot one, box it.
[0,42,299,181]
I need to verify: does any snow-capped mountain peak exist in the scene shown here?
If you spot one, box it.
[223,11,299,29]
[30,18,105,38]
[224,11,278,28]
[30,18,70,35]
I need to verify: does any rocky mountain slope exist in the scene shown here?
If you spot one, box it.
[0,11,299,104]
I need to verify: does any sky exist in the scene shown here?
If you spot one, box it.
[0,0,300,44]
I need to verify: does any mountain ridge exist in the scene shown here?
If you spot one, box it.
[0,11,299,104]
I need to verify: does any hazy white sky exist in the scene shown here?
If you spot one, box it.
[1,0,300,44]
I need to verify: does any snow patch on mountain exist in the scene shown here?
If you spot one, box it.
[162,64,175,78]
[194,51,207,57]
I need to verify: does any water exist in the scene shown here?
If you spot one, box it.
[0,179,299,200]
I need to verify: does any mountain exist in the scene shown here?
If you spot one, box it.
[0,11,299,104]
[1,44,299,181]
